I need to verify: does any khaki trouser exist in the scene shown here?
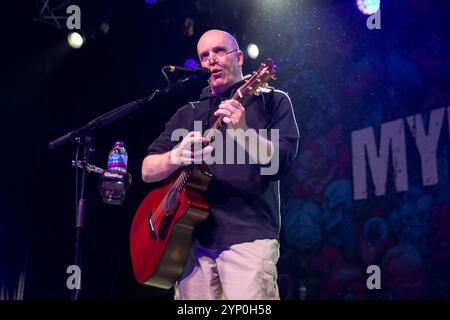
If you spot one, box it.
[174,239,280,300]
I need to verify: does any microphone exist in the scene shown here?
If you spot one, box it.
[165,66,211,78]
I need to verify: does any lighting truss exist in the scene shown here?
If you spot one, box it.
[34,0,73,29]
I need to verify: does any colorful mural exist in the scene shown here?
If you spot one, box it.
[278,0,450,300]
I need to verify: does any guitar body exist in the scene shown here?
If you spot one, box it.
[130,166,211,289]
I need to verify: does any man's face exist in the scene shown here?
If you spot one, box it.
[197,31,243,95]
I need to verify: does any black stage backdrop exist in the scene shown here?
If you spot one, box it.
[1,0,449,300]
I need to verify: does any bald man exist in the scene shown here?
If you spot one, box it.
[142,29,299,299]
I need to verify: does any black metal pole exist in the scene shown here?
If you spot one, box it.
[70,136,92,300]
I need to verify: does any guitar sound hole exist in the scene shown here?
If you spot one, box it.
[159,187,182,240]
[159,215,172,241]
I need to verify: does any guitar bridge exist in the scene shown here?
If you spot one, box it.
[148,215,157,241]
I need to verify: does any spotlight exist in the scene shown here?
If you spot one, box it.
[247,43,259,59]
[67,32,84,49]
[184,58,199,69]
[356,0,380,15]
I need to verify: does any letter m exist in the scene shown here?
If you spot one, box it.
[351,119,408,200]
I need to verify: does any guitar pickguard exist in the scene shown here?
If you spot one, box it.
[159,198,180,240]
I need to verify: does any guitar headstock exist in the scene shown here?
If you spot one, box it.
[236,58,277,99]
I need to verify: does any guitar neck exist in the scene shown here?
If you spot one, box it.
[174,164,196,192]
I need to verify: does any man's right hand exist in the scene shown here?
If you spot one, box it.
[170,131,213,165]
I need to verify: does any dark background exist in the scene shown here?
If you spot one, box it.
[1,0,449,300]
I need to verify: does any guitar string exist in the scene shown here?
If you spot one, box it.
[148,168,192,226]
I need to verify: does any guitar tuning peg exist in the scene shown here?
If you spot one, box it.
[271,75,277,80]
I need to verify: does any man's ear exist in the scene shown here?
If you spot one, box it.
[237,50,244,66]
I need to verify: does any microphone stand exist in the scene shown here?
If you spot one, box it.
[48,75,196,300]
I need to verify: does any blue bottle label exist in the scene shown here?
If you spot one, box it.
[108,153,126,168]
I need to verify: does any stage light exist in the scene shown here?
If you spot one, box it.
[184,58,199,69]
[247,43,259,59]
[356,0,380,15]
[145,0,167,7]
[67,32,84,49]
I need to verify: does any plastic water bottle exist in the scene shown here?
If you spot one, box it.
[100,141,131,205]
[107,141,128,173]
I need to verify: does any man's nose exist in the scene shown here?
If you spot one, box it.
[207,56,218,65]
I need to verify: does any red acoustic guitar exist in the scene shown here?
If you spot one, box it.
[130,59,277,288]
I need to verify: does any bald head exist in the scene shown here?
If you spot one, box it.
[197,30,240,55]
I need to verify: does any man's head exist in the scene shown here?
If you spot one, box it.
[197,29,244,95]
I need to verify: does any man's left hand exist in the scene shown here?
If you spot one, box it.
[214,99,248,130]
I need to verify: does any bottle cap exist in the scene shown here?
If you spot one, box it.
[114,141,125,147]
